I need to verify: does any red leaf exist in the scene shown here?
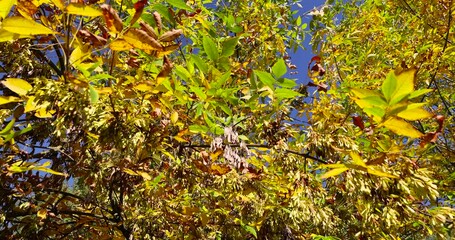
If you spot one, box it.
[420,132,440,147]
[352,116,365,130]
[134,0,148,11]
[435,115,444,132]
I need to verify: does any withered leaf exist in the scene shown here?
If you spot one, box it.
[124,29,163,50]
[100,4,123,33]
[159,29,183,42]
[153,11,162,32]
[352,116,365,130]
[131,0,148,26]
[139,21,158,40]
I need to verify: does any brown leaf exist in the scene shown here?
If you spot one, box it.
[77,29,107,47]
[153,11,162,33]
[156,56,173,83]
[159,29,183,42]
[307,81,328,92]
[308,55,325,77]
[435,115,444,132]
[139,21,158,39]
[100,4,123,33]
[131,0,148,26]
[420,132,440,147]
[124,29,163,50]
[352,116,365,130]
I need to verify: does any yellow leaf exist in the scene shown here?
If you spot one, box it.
[37,209,47,219]
[134,82,153,91]
[0,96,21,105]
[2,16,56,35]
[24,96,37,113]
[170,111,178,124]
[397,107,433,121]
[137,171,152,180]
[109,39,133,51]
[50,0,65,10]
[35,107,55,118]
[0,0,16,19]
[96,87,112,94]
[66,3,102,17]
[173,136,187,142]
[390,69,416,104]
[320,167,349,179]
[69,45,90,67]
[383,117,423,138]
[2,78,32,96]
[366,166,398,178]
[0,29,31,42]
[123,168,138,176]
[350,152,366,167]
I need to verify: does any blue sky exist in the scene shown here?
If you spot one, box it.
[291,0,327,85]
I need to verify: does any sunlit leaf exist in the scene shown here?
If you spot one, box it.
[397,107,433,120]
[366,167,398,178]
[382,71,397,102]
[88,85,99,104]
[37,209,47,219]
[167,0,193,11]
[0,96,21,105]
[389,69,416,104]
[2,78,32,96]
[272,59,287,78]
[320,167,349,179]
[203,35,218,61]
[408,88,433,99]
[254,70,275,89]
[383,117,423,138]
[0,0,16,19]
[350,152,366,167]
[275,88,301,100]
[109,39,133,51]
[2,16,56,35]
[221,37,239,57]
[66,3,102,17]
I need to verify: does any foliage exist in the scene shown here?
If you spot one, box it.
[0,0,453,239]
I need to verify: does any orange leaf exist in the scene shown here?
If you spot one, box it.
[100,4,123,33]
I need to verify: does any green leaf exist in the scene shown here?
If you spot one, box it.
[275,88,301,100]
[189,86,207,100]
[276,78,297,88]
[382,71,397,102]
[0,118,15,135]
[190,54,208,73]
[254,70,275,89]
[189,124,209,134]
[242,225,257,238]
[0,96,21,105]
[363,107,385,119]
[221,37,239,57]
[320,168,349,179]
[0,0,16,19]
[2,16,56,35]
[383,117,423,138]
[89,85,99,104]
[66,3,102,17]
[272,59,287,78]
[408,88,433,99]
[203,36,219,61]
[2,78,32,96]
[166,0,193,11]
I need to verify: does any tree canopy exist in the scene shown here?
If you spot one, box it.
[0,0,454,239]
